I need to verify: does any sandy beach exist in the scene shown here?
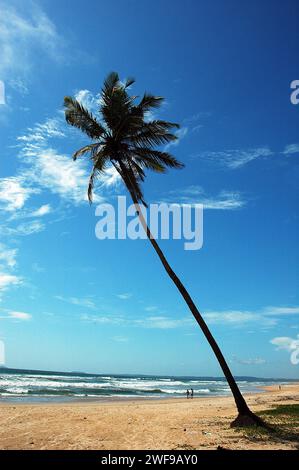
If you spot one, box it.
[0,383,298,450]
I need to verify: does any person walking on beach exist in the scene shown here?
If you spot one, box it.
[186,389,190,399]
[190,388,194,399]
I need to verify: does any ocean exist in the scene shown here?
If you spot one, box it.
[0,368,290,403]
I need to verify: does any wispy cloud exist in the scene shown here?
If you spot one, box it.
[270,334,299,352]
[183,112,212,123]
[233,356,266,365]
[79,306,299,330]
[80,313,124,325]
[0,177,37,211]
[193,147,272,169]
[1,220,45,236]
[7,310,32,321]
[112,336,129,342]
[134,316,193,329]
[183,111,211,133]
[0,0,64,89]
[116,293,132,300]
[0,1,63,80]
[30,204,52,217]
[0,272,22,294]
[144,306,158,312]
[0,244,18,269]
[55,295,96,310]
[163,185,246,210]
[8,78,29,95]
[80,312,193,330]
[16,117,108,206]
[164,127,188,150]
[0,243,22,300]
[74,89,101,114]
[203,305,299,327]
[32,262,45,273]
[263,306,299,316]
[283,143,299,155]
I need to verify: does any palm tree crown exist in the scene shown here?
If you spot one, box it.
[64,72,184,205]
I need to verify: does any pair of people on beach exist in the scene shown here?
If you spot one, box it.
[186,388,194,399]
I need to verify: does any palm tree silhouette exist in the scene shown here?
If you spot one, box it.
[64,72,265,427]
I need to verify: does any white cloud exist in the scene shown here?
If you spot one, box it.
[25,148,93,204]
[8,78,29,95]
[163,186,246,210]
[80,313,123,325]
[233,356,266,365]
[204,310,262,325]
[8,311,31,321]
[2,220,45,236]
[270,335,299,352]
[135,316,193,329]
[0,244,18,268]
[80,312,193,330]
[165,127,188,150]
[203,305,299,327]
[0,1,62,79]
[283,143,299,155]
[32,262,44,273]
[74,89,101,114]
[0,177,37,211]
[194,147,272,169]
[144,306,158,312]
[263,306,299,316]
[99,166,121,188]
[16,117,106,205]
[30,204,51,217]
[55,295,96,309]
[183,112,212,123]
[0,243,22,300]
[200,191,245,210]
[112,336,129,342]
[0,272,22,291]
[78,305,299,330]
[191,124,203,133]
[117,293,132,300]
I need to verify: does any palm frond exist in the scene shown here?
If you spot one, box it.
[72,143,102,161]
[132,154,165,173]
[132,148,184,169]
[64,96,105,139]
[102,72,120,98]
[138,93,164,111]
[87,154,109,203]
[128,120,180,146]
[124,77,135,88]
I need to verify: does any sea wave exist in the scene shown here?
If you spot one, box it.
[0,369,282,402]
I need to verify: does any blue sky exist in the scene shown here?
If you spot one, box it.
[0,0,298,378]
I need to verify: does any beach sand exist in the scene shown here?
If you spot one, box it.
[0,383,298,450]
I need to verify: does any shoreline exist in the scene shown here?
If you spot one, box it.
[0,383,282,407]
[0,383,298,449]
[0,381,296,407]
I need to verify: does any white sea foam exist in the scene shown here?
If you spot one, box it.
[0,371,278,401]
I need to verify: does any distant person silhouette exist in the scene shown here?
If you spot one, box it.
[186,389,190,399]
[190,388,194,399]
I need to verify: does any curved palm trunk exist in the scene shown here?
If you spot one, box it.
[119,170,265,427]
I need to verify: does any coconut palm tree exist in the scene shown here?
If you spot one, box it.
[64,72,265,427]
